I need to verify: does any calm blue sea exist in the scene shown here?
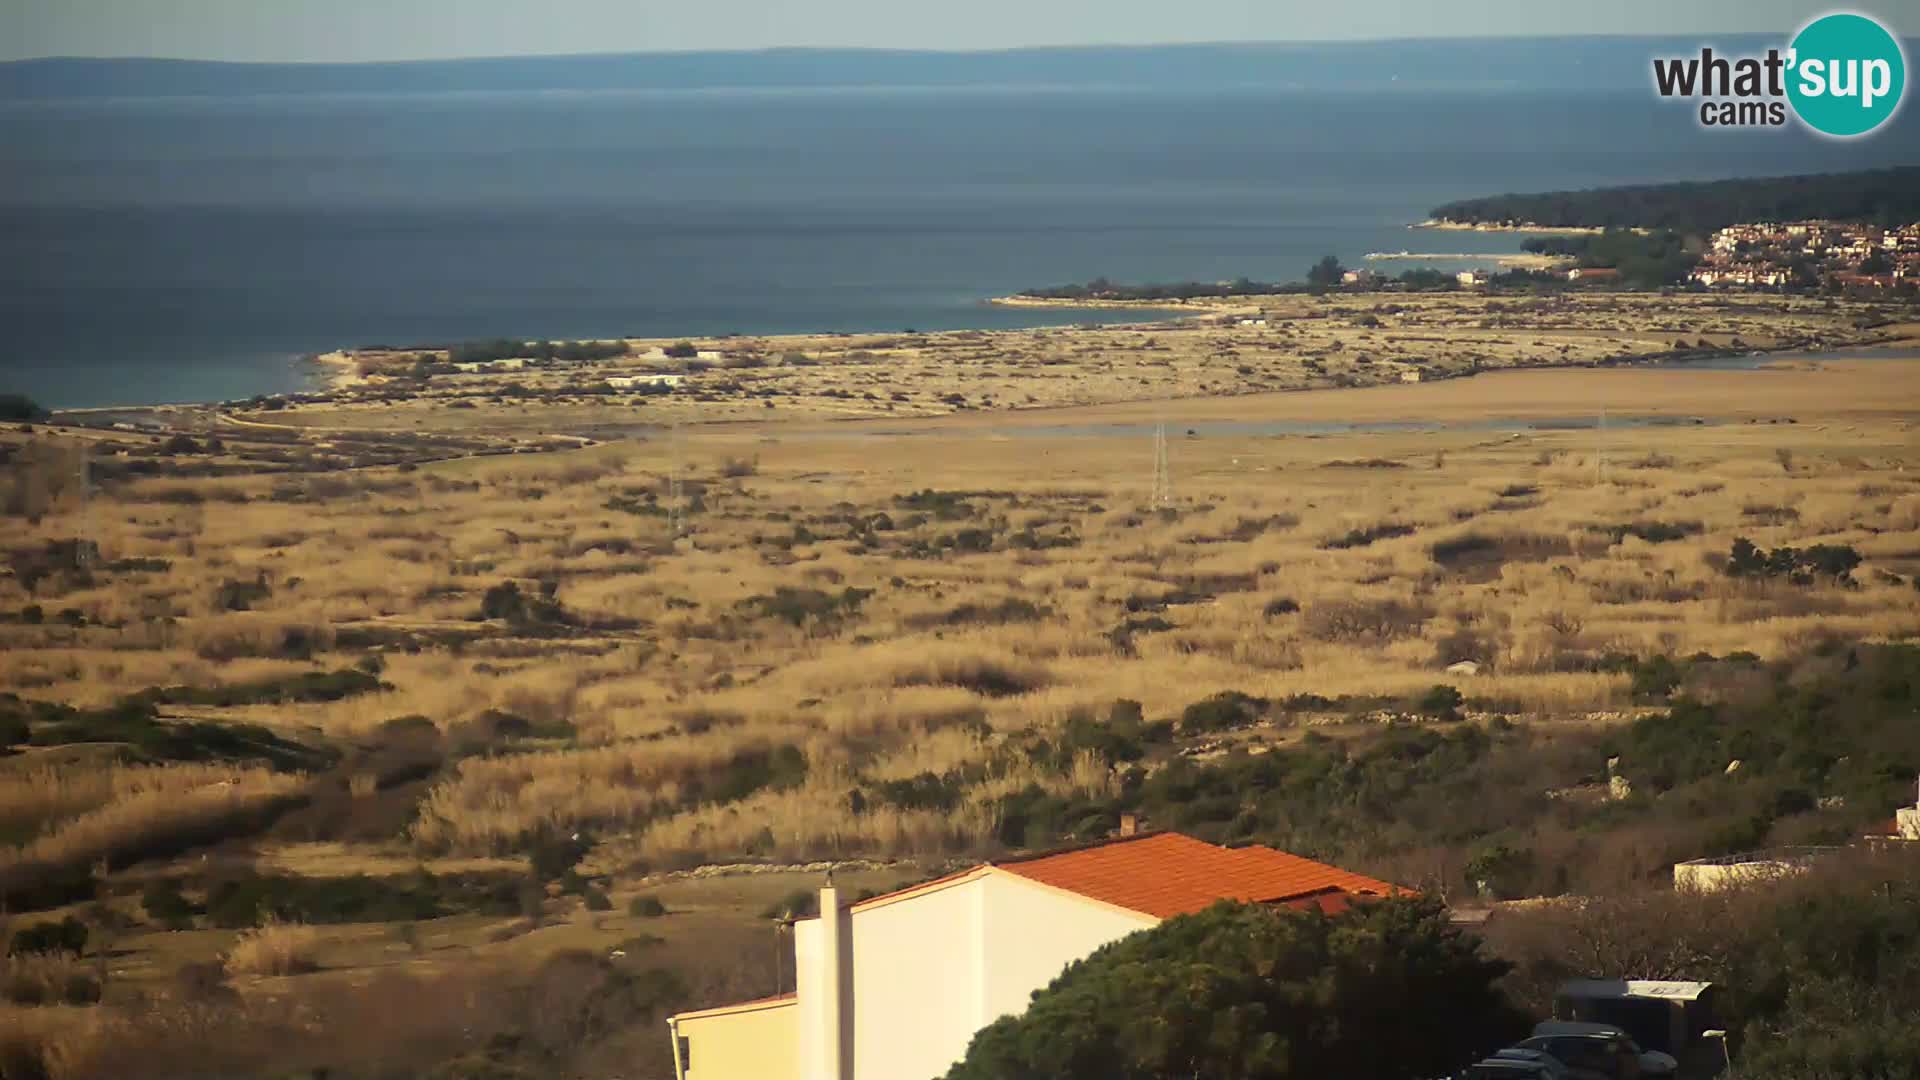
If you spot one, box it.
[2,86,1915,408]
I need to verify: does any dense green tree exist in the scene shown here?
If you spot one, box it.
[947,897,1524,1080]
[0,393,47,421]
[1431,166,1920,232]
[1305,255,1346,288]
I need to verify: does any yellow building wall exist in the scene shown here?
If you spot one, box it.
[679,1000,800,1080]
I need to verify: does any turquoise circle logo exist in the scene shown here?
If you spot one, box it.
[1787,12,1906,137]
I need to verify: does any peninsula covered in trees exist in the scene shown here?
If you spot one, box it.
[1428,165,1920,233]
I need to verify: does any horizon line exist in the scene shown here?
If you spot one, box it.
[0,32,1820,68]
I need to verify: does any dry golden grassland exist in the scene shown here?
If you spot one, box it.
[0,298,1916,1078]
[5,357,1917,865]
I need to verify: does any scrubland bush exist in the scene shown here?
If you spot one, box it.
[1304,598,1432,644]
[1179,691,1265,733]
[5,917,87,958]
[1319,522,1416,549]
[224,918,320,977]
[2,951,101,1006]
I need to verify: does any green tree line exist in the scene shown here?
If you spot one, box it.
[1431,166,1920,232]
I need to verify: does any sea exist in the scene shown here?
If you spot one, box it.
[2,85,1916,409]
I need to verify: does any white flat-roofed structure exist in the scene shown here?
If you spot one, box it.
[606,374,685,389]
[1671,846,1839,892]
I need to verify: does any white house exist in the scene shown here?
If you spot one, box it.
[666,831,1401,1080]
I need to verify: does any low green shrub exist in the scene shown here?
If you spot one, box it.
[1320,522,1416,550]
[14,695,330,770]
[737,587,872,628]
[205,871,518,929]
[1726,537,1861,585]
[761,889,819,921]
[1180,691,1266,733]
[6,917,87,957]
[141,880,198,929]
[1413,684,1465,721]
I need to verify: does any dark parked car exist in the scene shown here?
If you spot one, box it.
[1463,1048,1572,1079]
[1514,1022,1679,1080]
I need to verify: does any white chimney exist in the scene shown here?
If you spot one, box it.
[816,880,849,1080]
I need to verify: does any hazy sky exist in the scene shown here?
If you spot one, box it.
[0,0,1905,63]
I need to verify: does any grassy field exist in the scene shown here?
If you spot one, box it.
[2,291,1917,1078]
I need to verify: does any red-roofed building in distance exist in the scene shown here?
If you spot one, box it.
[664,831,1406,1080]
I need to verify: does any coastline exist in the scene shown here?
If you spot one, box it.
[1412,219,1603,235]
[985,296,1209,313]
[1363,251,1570,270]
[35,295,1913,424]
[309,350,370,393]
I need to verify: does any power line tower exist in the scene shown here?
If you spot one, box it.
[1150,422,1173,507]
[75,439,98,570]
[1594,405,1607,487]
[667,421,686,542]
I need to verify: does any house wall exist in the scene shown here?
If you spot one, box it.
[850,878,985,1080]
[793,872,1155,1080]
[977,872,1154,1023]
[795,877,981,1080]
[676,1000,799,1080]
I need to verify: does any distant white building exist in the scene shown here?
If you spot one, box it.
[607,374,686,390]
[1566,267,1621,283]
[1456,270,1488,287]
[1690,263,1786,287]
[1672,847,1836,892]
[452,358,526,373]
[639,348,727,362]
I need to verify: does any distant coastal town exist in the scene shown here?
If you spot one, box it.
[1689,219,1920,290]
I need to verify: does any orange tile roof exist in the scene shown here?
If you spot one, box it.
[996,832,1403,919]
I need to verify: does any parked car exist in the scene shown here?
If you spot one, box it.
[1462,1048,1572,1079]
[1514,1021,1679,1080]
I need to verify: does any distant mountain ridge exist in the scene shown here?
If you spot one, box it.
[0,36,1823,99]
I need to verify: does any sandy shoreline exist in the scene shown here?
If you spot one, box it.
[1411,219,1607,235]
[309,349,370,393]
[1412,219,1651,236]
[984,296,1210,313]
[1363,251,1570,269]
[40,296,1914,424]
